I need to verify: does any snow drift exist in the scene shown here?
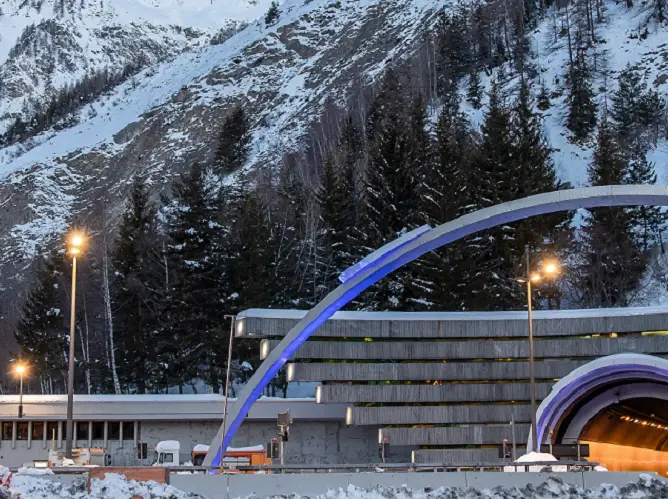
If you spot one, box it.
[4,471,668,499]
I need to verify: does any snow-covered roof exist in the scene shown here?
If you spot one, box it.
[156,440,180,452]
[238,306,668,322]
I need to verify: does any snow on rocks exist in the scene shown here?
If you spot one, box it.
[257,476,668,499]
[3,472,668,499]
[9,472,205,499]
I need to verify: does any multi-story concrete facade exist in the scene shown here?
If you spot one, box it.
[240,306,668,464]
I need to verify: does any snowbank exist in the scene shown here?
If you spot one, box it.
[4,472,668,498]
[9,472,207,498]
[7,473,668,499]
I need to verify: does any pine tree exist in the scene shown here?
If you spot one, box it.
[464,80,519,310]
[265,1,280,26]
[111,177,161,393]
[158,164,227,393]
[14,251,68,393]
[361,69,419,310]
[415,94,476,310]
[576,121,645,307]
[214,106,252,176]
[566,51,597,141]
[512,79,572,308]
[612,67,666,151]
[435,7,472,93]
[315,116,364,299]
[467,70,483,109]
[537,80,551,111]
[610,67,667,252]
[627,149,666,251]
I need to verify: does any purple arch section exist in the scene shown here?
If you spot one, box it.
[203,185,668,467]
[535,361,668,449]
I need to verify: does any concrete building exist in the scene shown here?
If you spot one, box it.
[240,306,668,464]
[0,396,376,467]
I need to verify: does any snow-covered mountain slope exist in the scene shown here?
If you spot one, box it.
[2,0,668,313]
[0,0,445,267]
[0,0,273,132]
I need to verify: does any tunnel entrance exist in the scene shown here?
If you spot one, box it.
[536,356,668,476]
[575,398,668,477]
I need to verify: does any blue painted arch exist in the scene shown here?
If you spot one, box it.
[203,185,668,466]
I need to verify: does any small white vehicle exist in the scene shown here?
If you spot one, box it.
[153,440,181,466]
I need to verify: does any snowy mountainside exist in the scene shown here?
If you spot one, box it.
[0,0,273,133]
[0,0,446,292]
[2,0,668,318]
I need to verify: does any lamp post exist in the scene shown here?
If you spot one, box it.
[516,245,559,453]
[15,364,26,419]
[65,232,84,459]
[220,315,236,470]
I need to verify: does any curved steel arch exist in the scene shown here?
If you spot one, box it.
[204,185,668,466]
[532,353,668,451]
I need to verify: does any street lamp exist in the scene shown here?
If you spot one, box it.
[516,245,559,453]
[65,232,84,458]
[15,364,26,419]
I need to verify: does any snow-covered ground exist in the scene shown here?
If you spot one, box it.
[5,471,668,499]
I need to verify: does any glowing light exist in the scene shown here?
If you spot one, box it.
[543,261,559,274]
[530,273,541,282]
[69,232,85,256]
[15,365,26,375]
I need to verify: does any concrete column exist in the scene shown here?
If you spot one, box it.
[43,422,47,450]
[133,421,138,444]
[74,421,78,447]
[88,421,93,448]
[12,422,17,450]
[57,422,63,449]
[28,421,32,449]
[103,421,108,448]
[119,421,123,447]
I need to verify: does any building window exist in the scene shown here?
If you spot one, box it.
[92,422,104,440]
[2,423,12,440]
[32,422,44,440]
[78,422,89,441]
[16,423,28,440]
[122,422,134,441]
[46,422,58,442]
[108,422,120,440]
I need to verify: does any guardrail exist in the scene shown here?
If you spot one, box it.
[26,460,598,475]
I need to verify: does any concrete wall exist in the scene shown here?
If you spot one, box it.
[318,384,553,403]
[137,420,392,466]
[380,425,531,446]
[347,405,531,425]
[0,420,390,468]
[240,309,668,338]
[170,471,660,499]
[266,336,668,361]
[412,448,502,463]
[289,359,590,382]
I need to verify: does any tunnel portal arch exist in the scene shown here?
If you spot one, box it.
[533,354,668,451]
[204,185,668,466]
